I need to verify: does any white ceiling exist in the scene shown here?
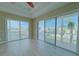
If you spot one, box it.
[0,2,69,18]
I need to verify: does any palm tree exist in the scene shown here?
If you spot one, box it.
[68,21,75,43]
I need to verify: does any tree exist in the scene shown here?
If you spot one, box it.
[68,21,75,43]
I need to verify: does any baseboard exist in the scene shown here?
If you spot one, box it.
[0,41,7,45]
[0,39,28,45]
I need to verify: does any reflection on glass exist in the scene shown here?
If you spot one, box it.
[45,18,55,44]
[38,20,44,40]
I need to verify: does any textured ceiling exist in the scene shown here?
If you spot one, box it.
[0,2,69,18]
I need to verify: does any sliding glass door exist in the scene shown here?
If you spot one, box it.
[56,17,63,45]
[38,12,78,52]
[45,18,55,44]
[7,20,29,41]
[38,20,44,40]
[7,20,20,41]
[21,21,29,39]
[56,13,78,52]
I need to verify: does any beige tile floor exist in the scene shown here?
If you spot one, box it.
[0,39,77,56]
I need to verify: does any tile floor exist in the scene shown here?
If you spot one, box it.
[0,39,77,56]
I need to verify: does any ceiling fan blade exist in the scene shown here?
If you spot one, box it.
[27,2,34,8]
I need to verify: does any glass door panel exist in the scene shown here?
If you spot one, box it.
[56,13,78,52]
[7,20,20,41]
[45,18,55,44]
[7,20,11,41]
[21,21,29,39]
[63,13,78,52]
[38,20,44,40]
[56,17,62,45]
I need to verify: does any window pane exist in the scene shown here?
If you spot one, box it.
[45,18,55,44]
[8,20,19,41]
[38,20,44,40]
[21,21,29,39]
[56,17,62,44]
[7,20,10,41]
[56,13,78,52]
